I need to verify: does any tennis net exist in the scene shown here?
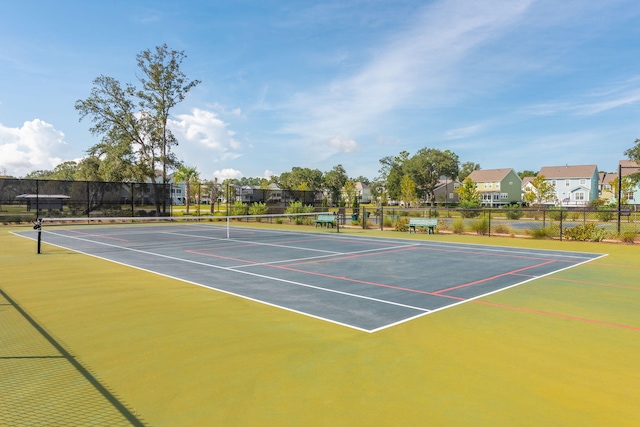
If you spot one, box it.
[32,211,342,254]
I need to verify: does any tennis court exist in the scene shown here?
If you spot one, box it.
[14,221,604,332]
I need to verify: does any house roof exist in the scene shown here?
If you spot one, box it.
[467,168,516,183]
[619,160,640,176]
[601,172,617,185]
[521,176,535,186]
[539,165,597,179]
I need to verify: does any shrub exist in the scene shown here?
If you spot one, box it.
[285,201,314,224]
[383,216,394,228]
[548,207,568,221]
[595,207,615,222]
[620,231,637,244]
[459,201,481,218]
[452,218,465,234]
[248,202,268,221]
[503,206,523,220]
[230,200,248,216]
[395,217,409,232]
[493,223,511,234]
[563,223,607,242]
[470,217,489,235]
[527,225,559,239]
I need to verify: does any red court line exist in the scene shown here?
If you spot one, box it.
[280,245,419,267]
[417,246,578,264]
[475,300,640,332]
[271,264,464,301]
[434,260,557,295]
[546,277,640,290]
[66,229,129,242]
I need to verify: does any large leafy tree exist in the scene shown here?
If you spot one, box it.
[404,148,459,206]
[624,139,640,184]
[458,162,480,181]
[274,167,323,191]
[323,164,348,206]
[378,151,409,202]
[76,45,200,212]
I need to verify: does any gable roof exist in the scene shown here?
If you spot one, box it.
[521,176,535,187]
[539,165,597,179]
[467,168,517,183]
[619,160,640,176]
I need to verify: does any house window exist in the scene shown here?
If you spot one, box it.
[604,184,611,191]
[552,180,557,187]
[575,192,585,201]
[580,179,586,185]
[565,180,570,186]
[484,182,491,189]
[496,182,500,189]
[448,192,454,199]
[500,193,508,199]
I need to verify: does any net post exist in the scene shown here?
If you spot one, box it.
[33,218,42,254]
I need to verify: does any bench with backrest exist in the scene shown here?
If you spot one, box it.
[314,213,336,228]
[408,218,438,234]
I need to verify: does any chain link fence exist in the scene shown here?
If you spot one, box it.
[0,178,172,223]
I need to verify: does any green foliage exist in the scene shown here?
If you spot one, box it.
[230,200,247,216]
[595,206,615,222]
[563,223,607,242]
[394,217,409,232]
[503,205,523,220]
[527,225,559,239]
[524,174,556,206]
[548,207,568,221]
[452,218,465,234]
[470,217,489,235]
[620,231,637,244]
[459,200,481,218]
[248,202,268,221]
[285,201,314,224]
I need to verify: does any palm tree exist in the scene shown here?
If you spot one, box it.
[173,166,199,214]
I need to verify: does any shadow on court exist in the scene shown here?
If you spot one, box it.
[0,289,145,426]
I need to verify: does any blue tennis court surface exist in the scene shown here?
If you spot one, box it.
[14,224,606,332]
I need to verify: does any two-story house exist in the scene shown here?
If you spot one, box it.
[619,160,640,205]
[467,168,522,207]
[539,165,599,207]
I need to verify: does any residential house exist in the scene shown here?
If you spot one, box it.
[355,181,372,204]
[467,168,522,207]
[598,171,617,204]
[434,179,460,205]
[619,160,640,206]
[539,164,599,207]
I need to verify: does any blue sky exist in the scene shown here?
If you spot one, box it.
[1,0,639,181]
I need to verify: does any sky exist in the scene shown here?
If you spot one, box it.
[1,0,640,182]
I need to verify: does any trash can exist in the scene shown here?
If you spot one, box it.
[351,214,359,221]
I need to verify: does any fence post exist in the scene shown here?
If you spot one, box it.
[380,206,384,231]
[488,209,491,237]
[559,210,563,241]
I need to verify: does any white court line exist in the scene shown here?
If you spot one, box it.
[36,230,432,320]
[160,230,343,255]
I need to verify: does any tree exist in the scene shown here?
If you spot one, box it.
[456,177,481,217]
[610,176,634,206]
[173,166,200,214]
[524,174,556,207]
[624,139,640,184]
[458,162,480,181]
[518,170,537,179]
[274,167,323,192]
[404,148,459,206]
[378,151,409,202]
[323,164,348,206]
[400,175,418,207]
[76,44,200,213]
[343,180,356,207]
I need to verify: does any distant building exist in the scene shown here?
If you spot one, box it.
[467,168,522,207]
[539,165,599,207]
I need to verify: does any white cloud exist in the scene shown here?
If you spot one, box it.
[0,119,68,177]
[171,108,242,152]
[212,168,244,181]
[328,134,359,153]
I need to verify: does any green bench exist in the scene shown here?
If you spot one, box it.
[314,213,336,228]
[408,218,438,234]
